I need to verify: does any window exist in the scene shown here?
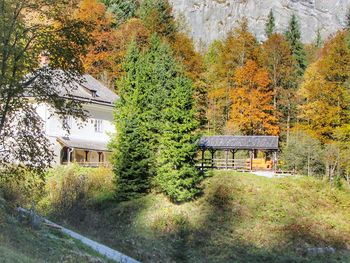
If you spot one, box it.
[94,119,103,133]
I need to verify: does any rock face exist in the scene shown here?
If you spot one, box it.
[169,0,349,48]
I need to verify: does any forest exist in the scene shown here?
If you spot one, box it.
[74,0,350,200]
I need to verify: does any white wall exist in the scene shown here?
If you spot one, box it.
[35,102,116,165]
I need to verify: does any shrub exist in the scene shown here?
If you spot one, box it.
[0,169,45,206]
[39,165,115,215]
[280,131,324,176]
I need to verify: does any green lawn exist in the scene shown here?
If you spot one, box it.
[46,171,350,263]
[0,196,114,263]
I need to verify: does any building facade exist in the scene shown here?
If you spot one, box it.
[36,74,118,167]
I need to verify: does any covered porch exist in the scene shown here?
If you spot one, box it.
[58,137,111,167]
[197,136,279,171]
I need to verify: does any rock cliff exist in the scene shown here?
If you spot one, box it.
[169,0,349,48]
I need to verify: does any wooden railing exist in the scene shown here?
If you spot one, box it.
[196,158,274,171]
[62,162,111,168]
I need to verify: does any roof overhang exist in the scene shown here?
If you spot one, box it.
[57,137,111,152]
[198,136,279,151]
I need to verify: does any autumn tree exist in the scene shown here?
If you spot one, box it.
[265,9,275,38]
[299,31,350,143]
[0,0,89,179]
[227,60,278,135]
[138,0,176,39]
[204,40,227,134]
[212,19,261,133]
[170,32,206,127]
[262,34,295,139]
[75,0,119,88]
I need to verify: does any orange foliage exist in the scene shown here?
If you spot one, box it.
[171,32,203,81]
[75,0,150,89]
[75,0,118,87]
[227,60,279,135]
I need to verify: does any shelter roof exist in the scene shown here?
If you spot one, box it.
[198,136,279,150]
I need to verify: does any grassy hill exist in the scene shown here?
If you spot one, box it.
[0,196,113,263]
[45,171,350,263]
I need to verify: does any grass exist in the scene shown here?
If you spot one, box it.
[42,170,350,263]
[0,196,115,263]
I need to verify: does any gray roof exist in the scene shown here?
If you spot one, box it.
[57,137,111,152]
[61,74,119,107]
[198,136,279,150]
[26,69,119,107]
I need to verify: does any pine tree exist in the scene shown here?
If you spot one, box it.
[142,36,202,202]
[315,29,323,48]
[265,9,275,38]
[285,14,307,76]
[155,74,202,202]
[102,0,138,26]
[112,42,153,200]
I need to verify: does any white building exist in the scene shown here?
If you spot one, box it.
[35,74,118,167]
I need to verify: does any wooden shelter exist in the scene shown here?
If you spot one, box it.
[198,136,279,171]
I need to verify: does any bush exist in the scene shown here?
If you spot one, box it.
[0,169,45,206]
[39,165,115,215]
[280,131,324,176]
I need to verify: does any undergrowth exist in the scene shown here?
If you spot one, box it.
[42,170,350,263]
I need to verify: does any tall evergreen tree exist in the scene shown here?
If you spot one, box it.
[315,29,323,48]
[155,72,202,202]
[112,36,202,201]
[144,36,202,201]
[102,0,138,26]
[265,9,276,38]
[285,14,307,76]
[112,42,153,200]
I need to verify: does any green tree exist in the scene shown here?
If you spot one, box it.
[281,131,324,176]
[102,0,139,26]
[155,72,202,202]
[111,42,153,200]
[265,9,275,38]
[285,14,307,76]
[315,29,323,48]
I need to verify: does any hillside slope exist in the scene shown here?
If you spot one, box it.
[170,0,349,47]
[0,197,113,263]
[46,172,350,263]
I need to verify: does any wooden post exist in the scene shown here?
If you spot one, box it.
[273,151,278,172]
[225,150,228,170]
[211,150,215,168]
[231,150,236,169]
[201,149,205,170]
[85,151,89,163]
[250,150,253,171]
[68,148,74,164]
